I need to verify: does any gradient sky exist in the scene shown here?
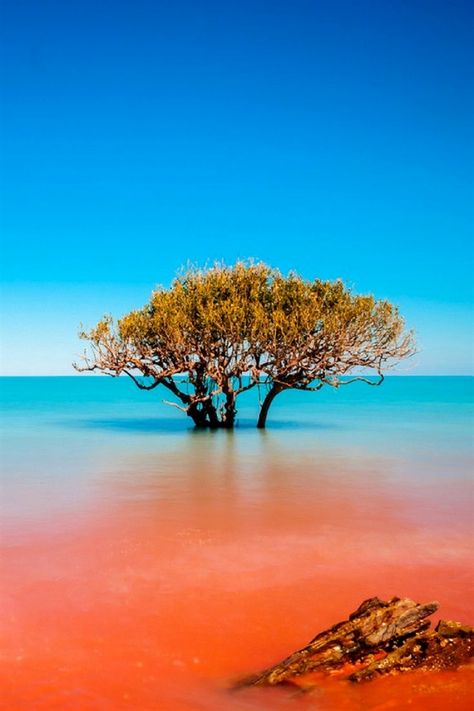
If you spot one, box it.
[1,0,473,374]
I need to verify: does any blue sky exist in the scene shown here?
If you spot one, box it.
[1,0,473,374]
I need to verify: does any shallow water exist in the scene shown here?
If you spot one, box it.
[1,377,473,710]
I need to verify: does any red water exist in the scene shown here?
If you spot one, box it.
[1,447,473,710]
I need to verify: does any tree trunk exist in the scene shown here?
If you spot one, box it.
[220,392,236,429]
[204,401,220,429]
[257,385,283,429]
[187,400,231,429]
[187,401,209,428]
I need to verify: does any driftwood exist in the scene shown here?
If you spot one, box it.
[236,597,473,689]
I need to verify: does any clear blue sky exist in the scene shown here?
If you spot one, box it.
[1,0,472,374]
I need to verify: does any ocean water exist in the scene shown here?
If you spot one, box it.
[1,376,473,710]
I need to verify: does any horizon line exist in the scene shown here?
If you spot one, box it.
[0,374,472,378]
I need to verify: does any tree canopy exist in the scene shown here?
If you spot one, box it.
[75,262,414,428]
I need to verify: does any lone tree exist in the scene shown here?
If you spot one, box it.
[74,262,414,429]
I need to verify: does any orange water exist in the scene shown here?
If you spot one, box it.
[1,439,473,710]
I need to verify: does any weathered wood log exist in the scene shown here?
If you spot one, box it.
[349,619,474,682]
[235,597,473,689]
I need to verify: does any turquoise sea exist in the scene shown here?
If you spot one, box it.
[1,376,473,710]
[2,375,473,451]
[1,376,472,522]
[1,375,473,545]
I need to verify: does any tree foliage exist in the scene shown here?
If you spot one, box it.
[75,262,414,428]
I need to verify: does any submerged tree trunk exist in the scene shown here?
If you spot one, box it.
[235,596,473,690]
[187,401,210,428]
[204,400,221,429]
[256,385,283,429]
[187,398,236,429]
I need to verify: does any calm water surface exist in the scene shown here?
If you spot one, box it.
[1,377,473,710]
